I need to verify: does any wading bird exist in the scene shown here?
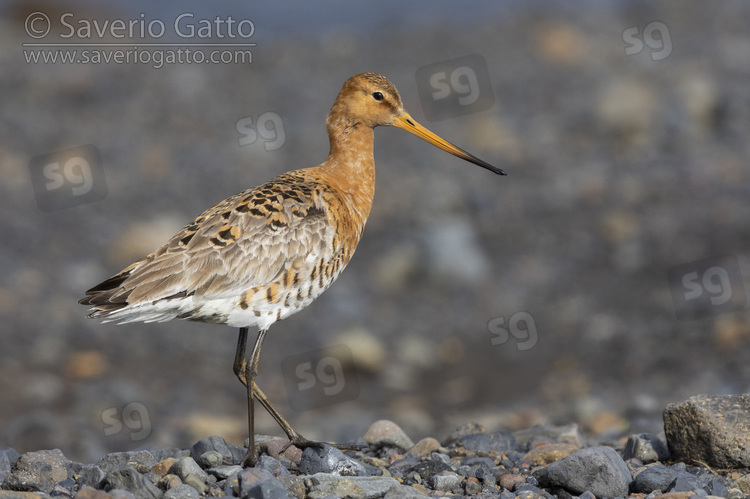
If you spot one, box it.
[80,72,505,466]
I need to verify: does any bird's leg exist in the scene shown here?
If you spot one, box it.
[234,329,363,461]
[233,327,268,467]
[252,383,364,454]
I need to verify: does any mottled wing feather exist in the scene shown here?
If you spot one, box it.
[80,171,331,319]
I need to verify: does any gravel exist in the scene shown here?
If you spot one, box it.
[3,409,750,498]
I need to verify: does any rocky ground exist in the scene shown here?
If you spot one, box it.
[2,395,750,499]
[1,0,750,486]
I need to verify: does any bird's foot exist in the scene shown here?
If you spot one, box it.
[280,435,366,454]
[240,445,259,468]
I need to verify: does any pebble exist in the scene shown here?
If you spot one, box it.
[256,455,290,477]
[407,437,442,457]
[545,446,631,497]
[206,464,243,480]
[442,422,487,447]
[167,457,209,484]
[664,394,750,469]
[363,420,415,450]
[3,412,750,498]
[190,436,238,466]
[298,445,366,476]
[163,483,200,499]
[498,473,526,491]
[623,433,671,463]
[100,465,162,499]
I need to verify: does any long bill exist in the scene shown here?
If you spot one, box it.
[393,112,506,176]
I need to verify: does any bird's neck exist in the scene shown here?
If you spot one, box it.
[318,117,376,224]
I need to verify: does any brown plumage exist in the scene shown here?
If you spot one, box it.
[80,72,505,466]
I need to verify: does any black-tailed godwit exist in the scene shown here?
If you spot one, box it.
[80,72,505,466]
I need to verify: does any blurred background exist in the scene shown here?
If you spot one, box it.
[1,0,749,463]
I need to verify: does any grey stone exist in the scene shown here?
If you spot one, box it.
[669,473,703,492]
[383,483,430,498]
[431,471,462,492]
[631,464,682,493]
[277,475,305,499]
[545,446,631,497]
[4,461,54,493]
[182,474,207,495]
[307,478,365,499]
[190,436,235,466]
[167,457,208,483]
[442,422,486,447]
[707,477,730,496]
[15,449,69,483]
[623,433,670,463]
[163,483,200,499]
[298,446,366,476]
[238,468,291,498]
[664,394,750,468]
[363,420,415,450]
[411,459,452,481]
[257,455,290,477]
[109,490,138,499]
[196,450,224,469]
[78,465,106,489]
[206,465,242,480]
[0,450,16,487]
[307,473,400,499]
[101,465,163,499]
[97,449,187,474]
[458,431,516,453]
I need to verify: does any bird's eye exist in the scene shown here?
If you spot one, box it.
[372,91,384,101]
